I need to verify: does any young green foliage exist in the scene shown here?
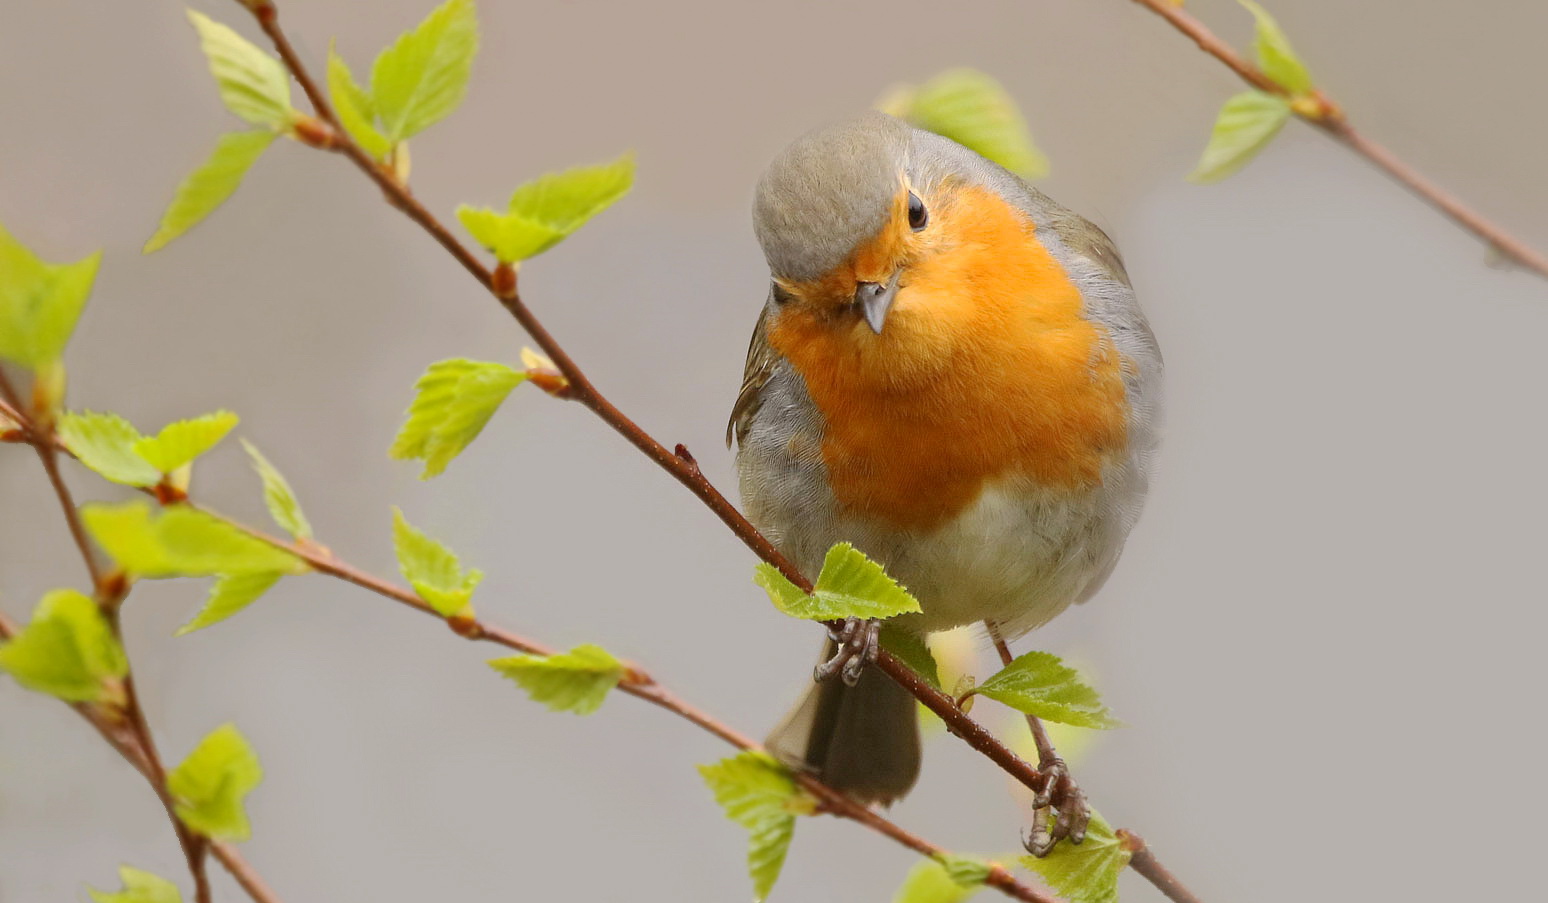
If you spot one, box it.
[878,69,1049,179]
[87,866,182,903]
[456,153,635,264]
[185,11,293,130]
[167,723,264,842]
[145,130,276,253]
[240,439,313,540]
[488,644,625,715]
[57,412,162,487]
[0,589,127,703]
[390,507,482,617]
[880,624,941,691]
[753,542,923,622]
[892,855,992,903]
[0,219,100,369]
[1188,91,1291,184]
[390,358,528,478]
[1020,811,1130,903]
[369,0,479,144]
[698,751,814,902]
[176,572,284,637]
[82,501,307,578]
[133,410,240,474]
[326,43,393,160]
[969,650,1120,730]
[1239,1,1315,95]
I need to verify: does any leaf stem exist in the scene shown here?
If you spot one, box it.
[1126,0,1548,278]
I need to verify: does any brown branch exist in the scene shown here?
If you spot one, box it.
[2,608,280,903]
[1124,833,1199,903]
[239,0,1054,797]
[1127,0,1548,279]
[231,2,1188,898]
[184,500,1055,902]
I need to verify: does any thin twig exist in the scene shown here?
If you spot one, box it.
[2,609,280,903]
[1125,834,1201,903]
[182,500,1056,902]
[20,425,213,902]
[1126,0,1548,278]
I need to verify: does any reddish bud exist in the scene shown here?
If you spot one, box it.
[292,116,338,150]
[491,262,517,299]
[447,612,483,639]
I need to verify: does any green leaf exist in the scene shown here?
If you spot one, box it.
[970,650,1120,729]
[144,130,275,254]
[176,571,284,636]
[1020,811,1131,903]
[326,42,392,160]
[240,439,312,540]
[133,410,240,474]
[753,542,922,622]
[0,219,101,368]
[881,69,1049,179]
[698,751,808,902]
[167,723,263,841]
[87,866,183,903]
[881,624,940,691]
[369,0,479,143]
[389,358,527,478]
[82,501,307,578]
[57,411,160,487]
[390,507,482,617]
[1187,90,1291,184]
[489,643,624,715]
[1240,1,1314,95]
[456,153,634,263]
[893,856,991,903]
[185,10,293,129]
[0,589,127,703]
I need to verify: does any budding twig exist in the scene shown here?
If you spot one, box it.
[1126,0,1548,278]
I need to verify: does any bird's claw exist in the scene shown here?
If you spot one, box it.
[1022,756,1089,857]
[813,617,881,687]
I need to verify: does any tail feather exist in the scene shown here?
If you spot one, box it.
[766,639,921,806]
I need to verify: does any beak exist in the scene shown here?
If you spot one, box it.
[854,271,902,334]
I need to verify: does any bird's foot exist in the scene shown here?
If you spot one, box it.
[813,617,881,686]
[1023,754,1089,857]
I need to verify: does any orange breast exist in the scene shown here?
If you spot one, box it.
[766,184,1128,531]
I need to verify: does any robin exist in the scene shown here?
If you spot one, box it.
[728,111,1161,848]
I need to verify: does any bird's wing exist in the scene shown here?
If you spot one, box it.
[726,301,777,448]
[1045,207,1132,290]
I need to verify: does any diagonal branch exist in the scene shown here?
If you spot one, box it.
[233,1,1192,897]
[0,609,281,903]
[1126,0,1548,279]
[182,501,1055,902]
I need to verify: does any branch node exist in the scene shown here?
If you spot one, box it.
[491,262,517,299]
[291,115,338,150]
[447,612,484,639]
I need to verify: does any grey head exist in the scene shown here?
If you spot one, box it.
[752,111,912,284]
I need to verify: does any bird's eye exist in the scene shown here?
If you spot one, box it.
[907,192,928,231]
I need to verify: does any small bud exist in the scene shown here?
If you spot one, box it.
[97,569,131,606]
[447,612,482,639]
[522,347,572,398]
[952,673,978,712]
[291,115,338,150]
[491,262,517,299]
[389,142,412,185]
[152,481,188,505]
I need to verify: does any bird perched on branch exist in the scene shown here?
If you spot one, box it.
[729,111,1161,850]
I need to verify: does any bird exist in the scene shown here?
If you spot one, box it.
[727,110,1161,848]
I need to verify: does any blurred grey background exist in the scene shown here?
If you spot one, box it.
[3,0,1546,900]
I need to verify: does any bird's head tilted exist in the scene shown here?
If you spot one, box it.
[752,111,926,335]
